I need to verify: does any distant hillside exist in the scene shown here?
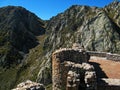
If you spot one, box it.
[0,6,45,68]
[0,6,45,90]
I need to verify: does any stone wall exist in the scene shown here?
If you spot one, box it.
[87,51,120,61]
[106,53,120,61]
[64,62,97,90]
[97,78,120,90]
[12,80,45,90]
[52,48,91,90]
[87,51,106,57]
[52,44,120,90]
[53,48,90,63]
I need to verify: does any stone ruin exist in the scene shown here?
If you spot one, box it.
[66,62,97,90]
[12,80,45,90]
[52,43,97,90]
[12,43,120,90]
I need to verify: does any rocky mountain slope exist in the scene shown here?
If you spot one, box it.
[0,6,45,67]
[0,6,45,90]
[40,1,120,86]
[0,1,120,90]
[45,2,120,53]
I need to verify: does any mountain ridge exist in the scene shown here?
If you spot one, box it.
[0,6,45,67]
[0,5,45,90]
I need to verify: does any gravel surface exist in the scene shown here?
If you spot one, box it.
[89,56,120,79]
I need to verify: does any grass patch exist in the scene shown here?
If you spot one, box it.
[46,84,52,90]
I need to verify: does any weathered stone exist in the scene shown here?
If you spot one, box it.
[82,63,94,71]
[85,71,97,90]
[72,43,85,50]
[98,78,120,86]
[98,78,120,90]
[66,71,80,90]
[12,80,45,90]
[52,48,89,90]
[52,46,97,90]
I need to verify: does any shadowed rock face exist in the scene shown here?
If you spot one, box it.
[0,6,45,90]
[0,6,45,67]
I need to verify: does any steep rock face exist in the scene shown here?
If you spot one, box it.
[45,4,120,53]
[104,1,120,27]
[38,1,120,86]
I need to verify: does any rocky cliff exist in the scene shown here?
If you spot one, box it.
[39,1,120,87]
[45,2,120,53]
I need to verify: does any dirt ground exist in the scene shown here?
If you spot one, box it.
[89,56,120,79]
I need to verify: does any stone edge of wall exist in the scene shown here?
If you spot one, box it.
[87,51,120,61]
[53,49,120,61]
[53,48,85,55]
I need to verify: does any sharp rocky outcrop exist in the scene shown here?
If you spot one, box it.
[39,1,120,87]
[44,2,120,54]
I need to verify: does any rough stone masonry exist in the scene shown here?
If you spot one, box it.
[52,43,96,90]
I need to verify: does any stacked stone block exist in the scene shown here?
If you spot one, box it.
[52,46,96,90]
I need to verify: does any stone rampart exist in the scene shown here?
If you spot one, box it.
[52,48,91,90]
[12,80,45,90]
[87,51,120,61]
[53,48,90,63]
[87,51,106,57]
[106,53,120,61]
[52,43,120,90]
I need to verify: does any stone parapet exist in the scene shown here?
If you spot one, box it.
[106,53,120,61]
[65,62,97,90]
[52,47,91,90]
[52,43,120,90]
[53,48,90,63]
[87,51,120,61]
[87,51,106,57]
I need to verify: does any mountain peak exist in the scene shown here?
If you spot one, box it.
[0,6,45,67]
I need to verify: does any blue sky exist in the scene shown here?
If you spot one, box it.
[0,0,114,20]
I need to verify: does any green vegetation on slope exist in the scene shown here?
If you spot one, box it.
[0,6,46,90]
